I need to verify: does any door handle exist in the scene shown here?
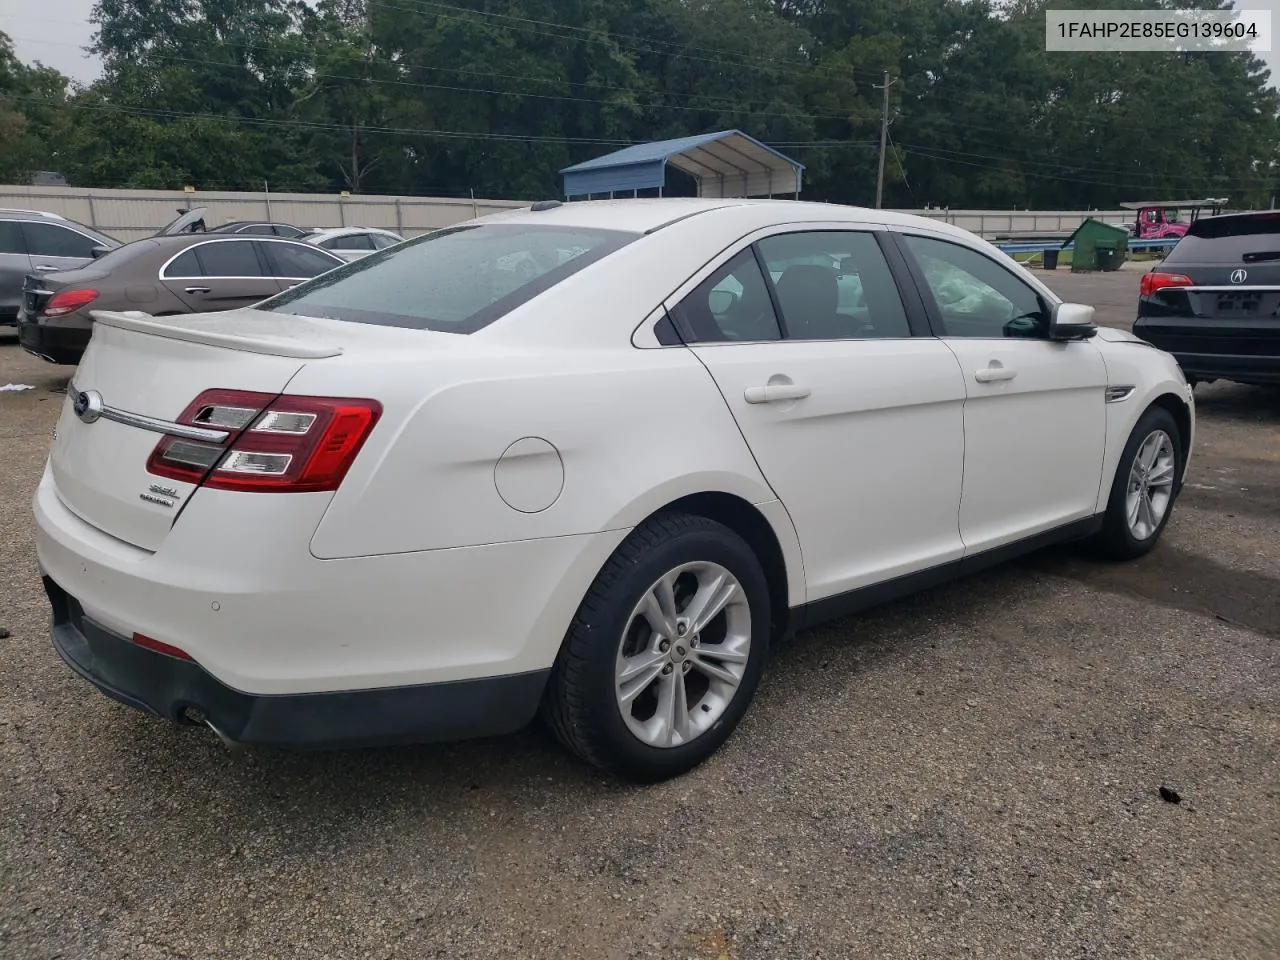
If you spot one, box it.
[184,286,211,295]
[34,265,58,272]
[974,366,1017,383]
[744,383,812,404]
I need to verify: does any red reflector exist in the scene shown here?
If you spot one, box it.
[43,288,99,318]
[146,389,382,493]
[132,633,194,661]
[1140,272,1193,297]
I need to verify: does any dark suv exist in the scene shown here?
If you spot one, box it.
[1134,211,1280,386]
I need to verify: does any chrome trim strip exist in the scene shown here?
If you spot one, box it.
[1180,285,1280,292]
[157,237,345,281]
[67,382,230,442]
[1105,384,1135,403]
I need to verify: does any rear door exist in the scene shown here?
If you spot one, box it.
[21,220,103,275]
[676,226,968,602]
[0,220,32,319]
[159,238,280,311]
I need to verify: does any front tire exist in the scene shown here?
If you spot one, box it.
[542,512,771,783]
[1093,405,1183,560]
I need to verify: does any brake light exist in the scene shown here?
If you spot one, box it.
[1140,272,1193,297]
[43,288,98,317]
[146,389,382,493]
[132,633,193,661]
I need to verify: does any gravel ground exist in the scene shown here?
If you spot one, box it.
[1,268,1278,960]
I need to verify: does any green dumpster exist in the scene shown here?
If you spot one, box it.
[1065,218,1130,272]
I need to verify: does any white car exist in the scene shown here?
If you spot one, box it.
[33,198,1194,782]
[303,227,403,261]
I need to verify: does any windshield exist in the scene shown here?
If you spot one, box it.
[262,223,637,333]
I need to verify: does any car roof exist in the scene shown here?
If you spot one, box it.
[0,207,71,221]
[308,227,401,237]
[470,197,978,241]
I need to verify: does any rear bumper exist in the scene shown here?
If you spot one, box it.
[18,315,91,364]
[45,576,549,748]
[1133,319,1280,384]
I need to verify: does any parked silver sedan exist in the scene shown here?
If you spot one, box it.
[303,227,404,262]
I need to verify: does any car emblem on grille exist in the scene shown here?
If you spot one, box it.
[1230,268,1248,284]
[72,389,104,424]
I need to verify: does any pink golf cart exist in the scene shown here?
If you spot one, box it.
[1121,198,1228,240]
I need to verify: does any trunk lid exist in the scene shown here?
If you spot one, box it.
[49,310,340,551]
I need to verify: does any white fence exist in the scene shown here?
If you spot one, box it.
[0,185,527,243]
[1,184,1231,241]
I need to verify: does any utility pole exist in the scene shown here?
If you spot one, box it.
[874,71,896,209]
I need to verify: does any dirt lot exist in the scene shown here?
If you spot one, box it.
[1,268,1278,960]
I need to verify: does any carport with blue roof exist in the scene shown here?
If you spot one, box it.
[560,130,804,200]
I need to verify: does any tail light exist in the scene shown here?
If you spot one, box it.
[1140,272,1193,297]
[43,288,99,317]
[146,389,382,493]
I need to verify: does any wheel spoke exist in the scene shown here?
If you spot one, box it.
[1148,460,1175,486]
[692,651,742,686]
[1139,436,1160,470]
[1139,490,1156,534]
[685,572,738,635]
[670,669,693,744]
[1126,492,1142,528]
[638,573,679,638]
[617,654,665,705]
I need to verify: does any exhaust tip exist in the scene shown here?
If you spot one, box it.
[182,706,244,751]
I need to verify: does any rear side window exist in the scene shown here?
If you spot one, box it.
[670,249,782,343]
[238,224,277,236]
[22,222,99,259]
[261,241,342,278]
[165,240,263,278]
[263,224,637,334]
[371,233,399,249]
[0,221,26,255]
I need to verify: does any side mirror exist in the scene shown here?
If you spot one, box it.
[1049,301,1097,341]
[90,245,111,260]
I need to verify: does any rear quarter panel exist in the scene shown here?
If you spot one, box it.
[296,345,787,559]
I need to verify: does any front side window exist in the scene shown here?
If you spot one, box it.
[238,224,277,235]
[334,233,376,251]
[371,233,400,249]
[22,222,99,259]
[901,234,1048,338]
[757,231,910,340]
[263,224,636,334]
[670,249,782,343]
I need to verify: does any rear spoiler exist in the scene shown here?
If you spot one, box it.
[90,310,344,359]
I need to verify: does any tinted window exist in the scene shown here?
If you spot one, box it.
[165,248,201,277]
[757,231,910,339]
[0,221,26,255]
[902,234,1048,339]
[182,241,263,277]
[263,224,636,334]
[1166,219,1280,265]
[321,233,375,251]
[23,222,99,259]
[237,224,278,235]
[262,241,342,279]
[670,249,781,343]
[371,233,400,249]
[273,225,305,238]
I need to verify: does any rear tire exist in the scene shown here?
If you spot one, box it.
[542,511,771,783]
[1093,406,1183,560]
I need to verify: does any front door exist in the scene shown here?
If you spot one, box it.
[895,232,1108,556]
[21,221,100,275]
[672,229,969,602]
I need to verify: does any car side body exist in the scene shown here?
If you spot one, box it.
[17,234,344,364]
[33,198,1195,780]
[304,227,405,261]
[0,209,119,325]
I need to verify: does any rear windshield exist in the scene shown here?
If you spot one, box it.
[261,223,637,333]
[1168,214,1280,265]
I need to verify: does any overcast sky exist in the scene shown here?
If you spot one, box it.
[2,0,1278,87]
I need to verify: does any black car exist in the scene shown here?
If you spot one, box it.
[1134,211,1280,386]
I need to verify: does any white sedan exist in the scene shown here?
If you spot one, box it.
[303,227,404,261]
[34,199,1194,782]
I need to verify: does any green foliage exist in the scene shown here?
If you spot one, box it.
[0,0,1277,207]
